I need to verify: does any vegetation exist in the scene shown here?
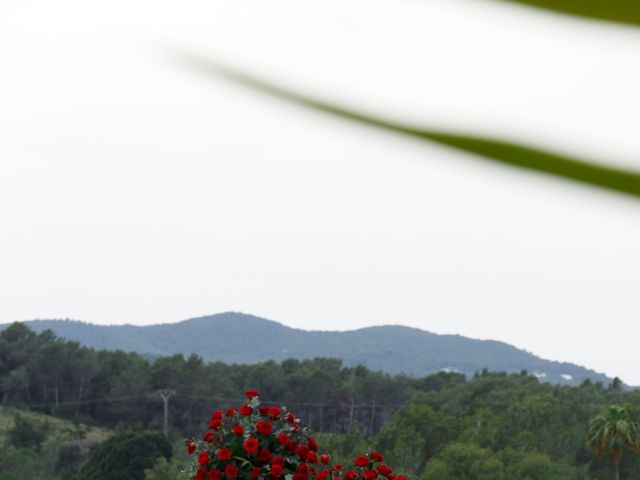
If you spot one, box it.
[588,406,640,480]
[2,323,640,478]
[76,431,172,480]
[2,315,611,385]
[8,413,49,450]
[318,376,640,479]
[176,56,640,201]
[176,0,640,203]
[0,407,109,480]
[500,0,640,27]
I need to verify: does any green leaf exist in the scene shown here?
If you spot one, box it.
[495,0,640,28]
[174,54,640,201]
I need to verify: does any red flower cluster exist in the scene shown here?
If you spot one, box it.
[185,389,407,480]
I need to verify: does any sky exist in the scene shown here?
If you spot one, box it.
[1,0,640,383]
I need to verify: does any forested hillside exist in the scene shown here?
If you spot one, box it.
[2,313,613,386]
[2,323,640,479]
[0,406,110,479]
[318,374,640,480]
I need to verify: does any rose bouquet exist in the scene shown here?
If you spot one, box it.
[183,390,406,480]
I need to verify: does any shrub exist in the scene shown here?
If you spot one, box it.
[75,431,172,480]
[8,413,48,451]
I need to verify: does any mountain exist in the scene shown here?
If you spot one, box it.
[1,313,612,386]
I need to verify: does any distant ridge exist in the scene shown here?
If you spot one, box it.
[1,312,612,386]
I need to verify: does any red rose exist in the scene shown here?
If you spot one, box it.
[268,406,282,418]
[226,408,238,417]
[271,464,283,479]
[370,453,384,463]
[308,437,318,452]
[243,437,260,454]
[377,466,392,478]
[277,433,290,446]
[225,464,239,479]
[271,456,286,466]
[232,424,244,436]
[217,447,232,461]
[345,471,358,480]
[240,404,254,416]
[307,452,318,464]
[203,432,215,442]
[196,467,207,480]
[286,412,297,423]
[259,406,270,415]
[316,470,330,480]
[293,474,307,480]
[187,440,196,454]
[198,452,210,465]
[209,470,222,480]
[320,454,330,465]
[297,465,309,474]
[251,468,262,479]
[355,456,369,468]
[212,409,224,419]
[256,421,273,436]
[209,418,222,430]
[258,449,272,462]
[245,389,260,399]
[298,444,309,460]
[333,465,343,472]
[363,470,377,480]
[287,441,298,452]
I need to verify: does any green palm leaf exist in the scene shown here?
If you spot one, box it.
[176,54,640,200]
[497,0,640,27]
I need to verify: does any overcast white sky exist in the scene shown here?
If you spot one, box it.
[1,0,640,383]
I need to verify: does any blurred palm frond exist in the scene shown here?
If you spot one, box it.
[176,54,640,200]
[497,0,640,27]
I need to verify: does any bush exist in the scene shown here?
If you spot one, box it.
[8,414,48,451]
[144,456,182,480]
[55,441,89,479]
[75,431,172,480]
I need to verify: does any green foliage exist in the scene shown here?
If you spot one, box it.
[374,403,456,474]
[315,425,369,466]
[0,407,109,480]
[144,439,192,480]
[55,441,94,480]
[2,324,640,479]
[588,405,640,479]
[0,316,612,386]
[314,375,640,479]
[421,443,505,480]
[144,456,182,480]
[501,449,577,480]
[8,413,48,450]
[0,446,52,479]
[589,406,640,458]
[76,431,172,480]
[421,445,577,480]
[176,57,640,200]
[498,0,640,28]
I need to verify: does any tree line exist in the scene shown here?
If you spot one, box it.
[316,372,640,479]
[0,323,412,434]
[2,322,640,479]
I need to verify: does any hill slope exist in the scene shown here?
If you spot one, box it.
[2,313,611,386]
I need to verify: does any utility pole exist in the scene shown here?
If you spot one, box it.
[156,389,176,438]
